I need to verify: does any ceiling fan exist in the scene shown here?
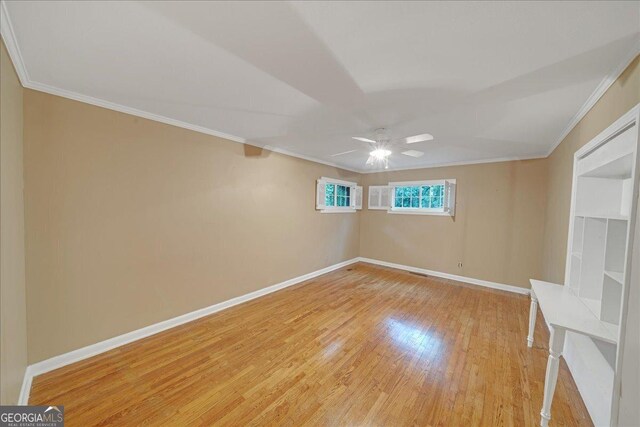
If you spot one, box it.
[331,128,434,169]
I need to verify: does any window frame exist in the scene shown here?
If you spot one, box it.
[388,179,454,216]
[316,177,362,213]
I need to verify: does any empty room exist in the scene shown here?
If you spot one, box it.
[1,1,639,426]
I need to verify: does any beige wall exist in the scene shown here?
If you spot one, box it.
[23,90,360,363]
[0,41,28,404]
[13,50,638,367]
[542,56,640,284]
[360,159,548,289]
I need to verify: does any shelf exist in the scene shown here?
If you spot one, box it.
[575,213,629,221]
[577,130,635,178]
[582,297,601,318]
[579,152,633,179]
[530,279,618,344]
[604,270,623,284]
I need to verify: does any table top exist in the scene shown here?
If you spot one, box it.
[530,279,618,344]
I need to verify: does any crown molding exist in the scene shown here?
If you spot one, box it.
[21,79,363,174]
[3,1,637,173]
[360,154,548,174]
[0,2,362,175]
[546,42,640,157]
[0,0,28,85]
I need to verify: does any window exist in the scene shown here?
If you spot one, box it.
[393,184,443,209]
[316,177,362,212]
[369,179,456,216]
[325,183,351,207]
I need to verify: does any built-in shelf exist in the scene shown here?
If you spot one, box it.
[532,106,638,427]
[604,270,623,284]
[575,213,629,221]
[582,296,602,319]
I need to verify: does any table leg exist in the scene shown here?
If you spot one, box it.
[540,326,566,427]
[527,291,538,348]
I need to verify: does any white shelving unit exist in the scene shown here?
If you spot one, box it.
[528,105,639,427]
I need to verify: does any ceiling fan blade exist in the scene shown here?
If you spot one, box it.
[402,133,434,144]
[352,137,376,144]
[330,149,358,157]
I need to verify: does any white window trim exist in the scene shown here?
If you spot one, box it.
[317,177,362,213]
[387,179,455,216]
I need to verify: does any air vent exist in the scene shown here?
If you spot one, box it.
[401,150,424,158]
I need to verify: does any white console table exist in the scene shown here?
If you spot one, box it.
[527,279,618,427]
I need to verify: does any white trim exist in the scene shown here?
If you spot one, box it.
[17,256,527,405]
[547,45,640,157]
[358,257,530,295]
[17,258,359,405]
[387,210,450,216]
[29,81,362,173]
[18,366,33,406]
[24,81,361,174]
[0,1,28,85]
[320,209,357,214]
[562,103,640,426]
[387,179,454,216]
[361,155,547,174]
[563,104,640,287]
[318,177,359,213]
[575,104,640,159]
[27,81,246,143]
[0,4,362,175]
[265,146,361,173]
[320,176,358,187]
[2,0,637,173]
[388,179,446,186]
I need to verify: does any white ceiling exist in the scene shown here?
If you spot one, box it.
[2,1,639,172]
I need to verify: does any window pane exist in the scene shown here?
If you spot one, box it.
[421,196,430,208]
[409,186,419,197]
[433,185,443,198]
[325,184,335,206]
[395,196,402,208]
[345,195,350,206]
[402,197,411,207]
[433,196,443,208]
[345,186,351,197]
[410,197,419,208]
[337,185,346,197]
[421,186,430,198]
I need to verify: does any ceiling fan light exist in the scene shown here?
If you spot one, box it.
[404,133,434,144]
[370,148,391,159]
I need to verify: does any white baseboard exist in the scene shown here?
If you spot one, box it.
[357,257,530,295]
[18,256,526,404]
[18,257,359,405]
[18,366,33,406]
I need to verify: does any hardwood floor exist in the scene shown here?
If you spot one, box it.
[30,263,593,426]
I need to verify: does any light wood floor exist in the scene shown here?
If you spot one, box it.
[30,263,593,426]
